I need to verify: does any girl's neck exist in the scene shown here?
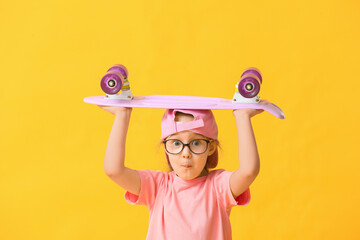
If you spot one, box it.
[196,168,208,178]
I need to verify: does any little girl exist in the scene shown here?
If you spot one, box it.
[99,104,265,240]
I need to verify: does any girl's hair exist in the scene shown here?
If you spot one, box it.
[159,112,222,173]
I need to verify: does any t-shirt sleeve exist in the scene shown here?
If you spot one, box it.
[124,169,166,210]
[213,170,251,209]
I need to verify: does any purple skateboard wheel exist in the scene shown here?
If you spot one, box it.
[238,75,261,98]
[100,70,124,94]
[241,67,262,84]
[107,64,129,79]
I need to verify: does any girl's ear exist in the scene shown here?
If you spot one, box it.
[208,141,217,156]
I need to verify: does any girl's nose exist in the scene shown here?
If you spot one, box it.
[182,145,192,158]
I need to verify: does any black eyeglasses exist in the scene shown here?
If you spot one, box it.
[162,139,211,154]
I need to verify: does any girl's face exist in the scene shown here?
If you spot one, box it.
[164,115,217,180]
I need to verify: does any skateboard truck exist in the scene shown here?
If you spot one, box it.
[100,64,134,100]
[232,67,262,104]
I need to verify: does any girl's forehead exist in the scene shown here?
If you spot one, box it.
[167,131,205,139]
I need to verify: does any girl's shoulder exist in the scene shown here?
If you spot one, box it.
[138,169,170,180]
[209,168,227,176]
[207,168,231,181]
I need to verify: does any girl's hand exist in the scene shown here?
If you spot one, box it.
[232,99,269,118]
[97,105,132,116]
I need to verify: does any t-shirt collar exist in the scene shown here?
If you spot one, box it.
[172,171,208,184]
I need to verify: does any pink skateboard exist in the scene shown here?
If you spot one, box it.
[83,65,285,119]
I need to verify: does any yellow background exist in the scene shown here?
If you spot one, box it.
[1,0,359,239]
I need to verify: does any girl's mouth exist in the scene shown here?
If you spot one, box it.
[182,165,192,168]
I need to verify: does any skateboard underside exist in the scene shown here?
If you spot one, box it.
[83,95,285,119]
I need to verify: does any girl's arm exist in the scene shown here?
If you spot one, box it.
[100,106,141,196]
[229,107,264,199]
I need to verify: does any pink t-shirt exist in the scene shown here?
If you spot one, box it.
[125,169,251,240]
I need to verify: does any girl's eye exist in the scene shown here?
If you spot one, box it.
[173,140,182,146]
[192,140,201,146]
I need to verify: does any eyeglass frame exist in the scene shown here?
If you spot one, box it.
[162,138,212,155]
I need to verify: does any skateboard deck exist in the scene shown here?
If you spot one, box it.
[84,64,285,119]
[83,95,285,119]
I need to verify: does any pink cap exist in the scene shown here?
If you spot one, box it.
[161,109,219,168]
